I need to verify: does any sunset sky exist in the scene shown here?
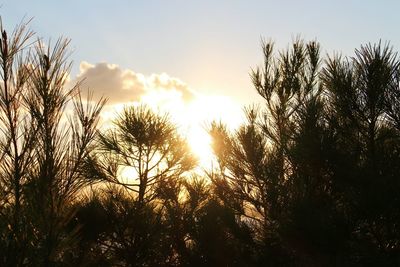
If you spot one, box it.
[3,0,400,165]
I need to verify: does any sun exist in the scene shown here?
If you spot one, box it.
[184,123,214,169]
[173,95,244,169]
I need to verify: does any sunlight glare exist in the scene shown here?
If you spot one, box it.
[104,90,244,170]
[173,94,243,169]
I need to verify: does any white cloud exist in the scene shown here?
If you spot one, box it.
[73,61,196,104]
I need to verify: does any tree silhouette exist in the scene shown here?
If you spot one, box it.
[322,42,400,265]
[86,105,196,204]
[80,105,197,265]
[210,39,400,266]
[209,39,328,265]
[0,19,35,267]
[0,19,105,266]
[23,39,105,266]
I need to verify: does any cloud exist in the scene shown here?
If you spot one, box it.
[148,73,194,102]
[73,61,196,104]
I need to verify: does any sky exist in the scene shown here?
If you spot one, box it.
[2,0,400,165]
[3,1,400,104]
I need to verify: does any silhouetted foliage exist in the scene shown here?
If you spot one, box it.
[86,105,196,204]
[320,42,400,265]
[210,39,400,266]
[0,18,105,266]
[0,14,399,267]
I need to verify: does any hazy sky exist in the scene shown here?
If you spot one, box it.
[3,0,400,106]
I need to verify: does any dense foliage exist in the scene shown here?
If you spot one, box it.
[0,19,399,266]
